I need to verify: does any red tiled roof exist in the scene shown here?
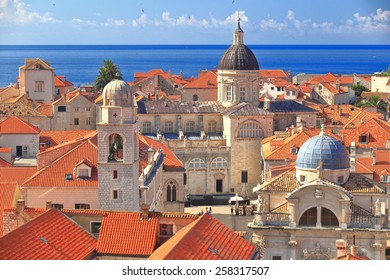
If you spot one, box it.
[139,134,184,172]
[0,167,37,185]
[0,182,19,236]
[96,212,158,256]
[183,71,217,89]
[0,116,40,134]
[259,70,289,78]
[35,103,53,117]
[332,253,370,260]
[0,208,97,260]
[40,130,96,147]
[0,157,12,167]
[339,118,390,149]
[356,149,390,185]
[149,213,257,260]
[54,76,74,88]
[23,139,98,187]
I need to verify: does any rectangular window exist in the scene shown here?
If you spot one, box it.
[58,106,66,112]
[74,107,79,112]
[359,134,368,144]
[300,175,306,183]
[86,117,91,125]
[286,91,290,96]
[86,107,91,111]
[51,203,63,210]
[381,175,390,183]
[113,170,118,179]
[226,86,232,101]
[91,222,101,234]
[35,81,44,92]
[74,118,79,125]
[77,168,89,178]
[337,176,344,184]
[160,224,173,236]
[75,203,90,209]
[239,87,246,101]
[272,256,282,260]
[112,190,119,200]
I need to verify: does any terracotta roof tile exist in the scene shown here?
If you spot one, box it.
[96,212,158,256]
[0,167,37,185]
[149,213,257,260]
[356,149,390,185]
[40,130,96,147]
[0,116,40,134]
[0,182,19,236]
[54,76,74,88]
[258,171,300,192]
[259,70,289,78]
[344,173,386,193]
[35,103,53,117]
[0,208,97,259]
[183,71,217,89]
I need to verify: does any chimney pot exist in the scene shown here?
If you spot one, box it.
[46,200,52,210]
[336,239,347,257]
[16,199,25,213]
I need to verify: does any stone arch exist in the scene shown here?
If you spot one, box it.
[236,120,264,138]
[107,133,125,161]
[298,206,339,227]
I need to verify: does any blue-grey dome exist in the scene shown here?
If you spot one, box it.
[296,133,350,170]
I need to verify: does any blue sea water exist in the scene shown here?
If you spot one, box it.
[0,45,389,87]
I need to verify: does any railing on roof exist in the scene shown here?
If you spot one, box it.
[264,212,291,226]
[348,214,376,228]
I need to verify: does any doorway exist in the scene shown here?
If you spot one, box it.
[216,179,223,193]
[16,146,22,157]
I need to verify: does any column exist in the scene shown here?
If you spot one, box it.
[316,205,322,228]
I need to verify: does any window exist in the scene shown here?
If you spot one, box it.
[86,107,91,111]
[272,256,282,260]
[300,175,306,183]
[58,106,66,112]
[207,121,217,133]
[142,121,152,133]
[286,91,290,96]
[270,87,275,90]
[113,170,118,179]
[112,190,119,200]
[185,121,195,133]
[291,147,299,154]
[65,173,73,180]
[188,158,206,169]
[51,203,63,210]
[381,175,390,183]
[56,88,60,95]
[160,224,173,236]
[74,107,79,112]
[74,118,79,125]
[166,181,176,202]
[35,81,44,92]
[359,134,368,144]
[75,203,90,209]
[237,122,263,138]
[192,94,198,101]
[211,157,228,168]
[239,87,246,101]
[86,117,91,125]
[164,121,174,133]
[226,86,232,101]
[91,222,101,234]
[337,176,344,184]
[316,120,322,128]
[77,168,89,179]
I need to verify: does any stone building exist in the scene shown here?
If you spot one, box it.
[135,21,317,199]
[249,126,390,260]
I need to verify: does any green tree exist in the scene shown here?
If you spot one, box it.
[94,60,123,91]
[355,95,387,111]
[351,84,368,97]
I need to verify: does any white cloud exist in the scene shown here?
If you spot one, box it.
[374,8,390,22]
[0,0,59,25]
[71,18,97,27]
[104,18,126,27]
[353,9,390,32]
[260,19,287,31]
[131,13,151,27]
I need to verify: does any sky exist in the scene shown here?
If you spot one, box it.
[0,0,390,45]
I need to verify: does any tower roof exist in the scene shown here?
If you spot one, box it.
[102,79,133,107]
[296,127,350,170]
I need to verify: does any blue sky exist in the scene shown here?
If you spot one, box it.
[1,0,390,44]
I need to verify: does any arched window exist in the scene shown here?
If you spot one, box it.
[188,158,206,169]
[142,121,152,133]
[298,207,339,227]
[237,121,263,138]
[192,94,198,101]
[108,133,123,161]
[166,180,176,202]
[211,157,228,168]
[185,121,195,133]
[207,121,217,133]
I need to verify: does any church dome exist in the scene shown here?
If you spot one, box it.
[296,130,350,170]
[102,79,133,107]
[218,20,259,71]
[218,44,259,70]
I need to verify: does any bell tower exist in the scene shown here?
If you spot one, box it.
[97,78,140,211]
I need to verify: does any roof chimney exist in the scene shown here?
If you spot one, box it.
[350,235,358,256]
[148,146,155,164]
[46,200,52,210]
[140,203,150,220]
[16,199,25,214]
[336,239,347,257]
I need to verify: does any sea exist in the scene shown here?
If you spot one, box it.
[0,44,389,87]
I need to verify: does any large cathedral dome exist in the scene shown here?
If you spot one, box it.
[218,21,259,71]
[296,131,350,170]
[102,79,133,107]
